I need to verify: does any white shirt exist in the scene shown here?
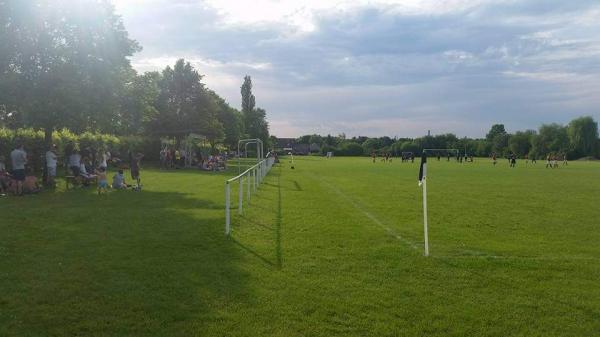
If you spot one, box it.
[46,151,58,168]
[100,152,109,168]
[79,163,88,175]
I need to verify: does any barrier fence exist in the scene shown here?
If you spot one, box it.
[225,156,275,235]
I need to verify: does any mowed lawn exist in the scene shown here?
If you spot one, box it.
[2,157,600,336]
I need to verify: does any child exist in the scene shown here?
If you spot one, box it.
[96,167,108,195]
[112,169,128,189]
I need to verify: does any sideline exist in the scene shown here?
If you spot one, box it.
[311,174,600,263]
[309,174,421,252]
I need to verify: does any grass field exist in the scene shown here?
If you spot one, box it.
[2,157,600,336]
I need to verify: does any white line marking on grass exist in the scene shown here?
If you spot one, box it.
[434,255,600,262]
[310,175,600,263]
[311,174,421,252]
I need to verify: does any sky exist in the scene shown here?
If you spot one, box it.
[113,0,600,138]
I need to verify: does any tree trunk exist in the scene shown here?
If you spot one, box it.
[43,127,52,184]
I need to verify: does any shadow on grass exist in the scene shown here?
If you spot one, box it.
[0,186,251,336]
[230,166,283,270]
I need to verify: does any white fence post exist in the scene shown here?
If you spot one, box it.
[247,169,251,202]
[225,182,231,235]
[225,157,276,235]
[254,168,258,192]
[238,176,243,215]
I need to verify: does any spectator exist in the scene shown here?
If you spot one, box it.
[46,144,58,187]
[112,169,127,189]
[0,155,10,196]
[69,150,82,176]
[10,143,27,196]
[99,150,110,170]
[23,168,41,194]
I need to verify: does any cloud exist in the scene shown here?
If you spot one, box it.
[114,0,600,137]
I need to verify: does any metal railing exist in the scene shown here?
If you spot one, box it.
[225,156,275,235]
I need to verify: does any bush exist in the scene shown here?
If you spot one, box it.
[0,127,161,172]
[336,142,364,156]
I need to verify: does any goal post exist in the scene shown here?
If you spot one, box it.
[237,139,264,174]
[418,148,459,256]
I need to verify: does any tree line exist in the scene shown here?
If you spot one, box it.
[0,0,269,152]
[294,116,599,159]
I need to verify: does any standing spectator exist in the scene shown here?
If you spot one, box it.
[69,150,82,176]
[180,148,187,167]
[175,149,181,169]
[99,150,110,171]
[129,151,144,190]
[46,145,58,187]
[10,143,27,196]
[0,155,10,196]
[159,149,167,170]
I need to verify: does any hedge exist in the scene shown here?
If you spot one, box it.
[0,128,161,173]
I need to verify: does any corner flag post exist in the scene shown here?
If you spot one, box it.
[418,151,429,256]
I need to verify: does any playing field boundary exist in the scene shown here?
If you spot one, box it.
[309,174,421,252]
[310,173,600,263]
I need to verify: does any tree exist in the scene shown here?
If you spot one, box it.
[509,130,534,157]
[567,116,598,158]
[206,89,242,150]
[240,76,269,145]
[241,75,255,117]
[0,0,139,181]
[118,71,160,135]
[486,124,507,142]
[362,138,382,153]
[531,123,569,157]
[149,59,222,142]
[0,0,140,141]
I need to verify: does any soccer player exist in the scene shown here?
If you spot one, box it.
[563,154,568,166]
[510,153,516,168]
[371,151,376,163]
[492,153,497,166]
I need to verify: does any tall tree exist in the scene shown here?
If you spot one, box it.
[208,90,242,150]
[149,59,222,142]
[241,75,255,116]
[486,124,507,142]
[240,76,269,145]
[118,71,161,135]
[509,130,534,156]
[567,116,598,158]
[0,0,140,142]
[532,123,569,157]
